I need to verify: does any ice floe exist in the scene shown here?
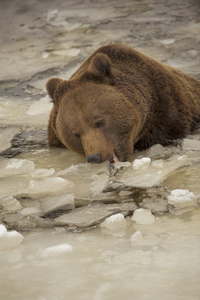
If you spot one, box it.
[28,177,74,196]
[0,158,34,177]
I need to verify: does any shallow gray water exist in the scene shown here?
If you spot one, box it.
[0,1,200,299]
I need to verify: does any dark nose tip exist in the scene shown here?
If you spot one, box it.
[87,153,102,163]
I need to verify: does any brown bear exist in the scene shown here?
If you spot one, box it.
[46,43,200,163]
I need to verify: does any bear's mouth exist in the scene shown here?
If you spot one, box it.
[109,151,119,164]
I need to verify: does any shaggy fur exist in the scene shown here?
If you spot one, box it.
[46,43,200,162]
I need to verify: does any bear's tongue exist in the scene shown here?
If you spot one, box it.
[109,151,119,164]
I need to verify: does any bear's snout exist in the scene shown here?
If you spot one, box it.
[87,153,102,163]
[81,129,114,163]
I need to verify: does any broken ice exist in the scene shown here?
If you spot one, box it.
[30,168,55,178]
[133,157,151,170]
[0,158,34,177]
[100,213,127,236]
[0,196,22,212]
[0,224,24,249]
[182,138,200,151]
[28,177,74,196]
[26,95,53,116]
[40,193,75,214]
[132,208,155,225]
[167,189,197,208]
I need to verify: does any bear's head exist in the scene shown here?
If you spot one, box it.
[46,53,142,163]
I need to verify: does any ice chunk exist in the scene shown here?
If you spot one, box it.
[133,157,151,170]
[55,203,137,228]
[119,190,132,198]
[20,207,41,216]
[177,155,187,161]
[0,127,20,153]
[182,139,200,151]
[113,153,188,189]
[31,168,55,178]
[0,158,34,177]
[0,224,7,236]
[0,196,22,212]
[41,244,73,258]
[114,161,131,170]
[130,231,145,245]
[90,173,110,195]
[130,231,160,246]
[40,193,75,214]
[167,189,197,208]
[0,224,24,249]
[42,52,49,59]
[141,198,168,213]
[46,9,58,22]
[132,208,155,225]
[101,213,127,231]
[28,177,74,196]
[26,95,53,116]
[151,160,163,168]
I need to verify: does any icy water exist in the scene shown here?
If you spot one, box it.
[1,0,200,299]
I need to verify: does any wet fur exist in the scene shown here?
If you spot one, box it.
[46,43,200,161]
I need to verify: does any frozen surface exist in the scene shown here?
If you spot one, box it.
[0,0,200,299]
[1,211,200,300]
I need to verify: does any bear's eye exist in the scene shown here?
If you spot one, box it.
[74,133,81,138]
[95,119,104,128]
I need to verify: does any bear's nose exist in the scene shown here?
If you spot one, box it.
[87,153,102,163]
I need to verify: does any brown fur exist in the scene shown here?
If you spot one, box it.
[46,43,200,162]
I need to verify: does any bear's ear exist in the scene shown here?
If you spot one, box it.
[89,53,112,79]
[46,78,63,102]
